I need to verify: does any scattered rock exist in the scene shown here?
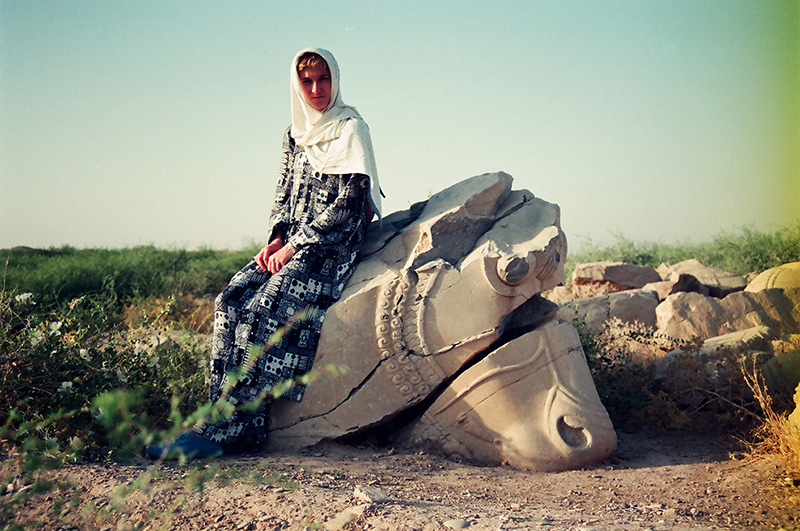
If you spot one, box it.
[443,518,471,529]
[557,289,659,333]
[641,273,708,301]
[655,289,800,342]
[324,504,370,531]
[788,383,800,430]
[761,349,800,395]
[353,485,390,504]
[746,261,800,292]
[573,261,661,290]
[652,326,774,389]
[657,259,746,298]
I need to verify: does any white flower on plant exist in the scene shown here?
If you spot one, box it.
[14,292,35,305]
[48,321,62,336]
[116,369,128,384]
[30,329,44,346]
[59,381,73,392]
[79,348,91,361]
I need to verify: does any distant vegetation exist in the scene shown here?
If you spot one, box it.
[2,244,261,309]
[567,220,800,278]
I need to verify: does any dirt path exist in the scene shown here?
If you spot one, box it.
[11,431,799,531]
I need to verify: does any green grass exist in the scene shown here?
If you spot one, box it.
[567,220,800,279]
[1,244,260,309]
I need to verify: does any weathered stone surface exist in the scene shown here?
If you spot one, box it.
[573,261,661,290]
[353,485,390,504]
[746,262,800,292]
[269,173,572,451]
[641,273,708,301]
[324,504,371,531]
[657,259,746,298]
[556,289,659,333]
[761,349,800,396]
[652,326,774,384]
[655,289,800,342]
[789,383,800,431]
[396,319,616,472]
[570,279,628,299]
[545,285,574,304]
[650,327,774,411]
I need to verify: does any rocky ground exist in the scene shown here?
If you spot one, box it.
[9,431,800,531]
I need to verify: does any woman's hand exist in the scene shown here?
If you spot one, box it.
[266,243,296,274]
[255,237,284,272]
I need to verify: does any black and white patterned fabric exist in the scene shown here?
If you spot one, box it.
[200,128,370,448]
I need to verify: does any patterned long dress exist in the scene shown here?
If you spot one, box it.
[200,127,371,450]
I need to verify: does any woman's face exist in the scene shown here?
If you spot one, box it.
[298,63,332,112]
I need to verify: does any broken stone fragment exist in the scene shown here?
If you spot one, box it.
[573,262,661,291]
[656,289,800,342]
[396,319,617,472]
[788,383,800,431]
[269,173,569,448]
[746,262,800,292]
[557,289,659,333]
[656,259,746,298]
[642,273,708,301]
[268,172,614,473]
[652,326,774,387]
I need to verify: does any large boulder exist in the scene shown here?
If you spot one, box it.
[571,262,660,298]
[655,289,800,342]
[789,383,800,431]
[746,262,800,292]
[641,273,708,301]
[556,289,659,333]
[652,326,774,385]
[268,172,616,471]
[397,319,617,472]
[656,259,746,298]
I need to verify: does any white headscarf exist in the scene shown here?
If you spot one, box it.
[290,47,382,217]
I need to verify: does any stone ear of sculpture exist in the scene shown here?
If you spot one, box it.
[497,254,530,285]
[268,172,616,473]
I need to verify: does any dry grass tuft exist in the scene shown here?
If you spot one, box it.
[743,359,800,480]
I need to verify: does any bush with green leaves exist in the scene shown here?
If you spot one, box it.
[568,220,800,279]
[1,287,209,457]
[2,245,260,310]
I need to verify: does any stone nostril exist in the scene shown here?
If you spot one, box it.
[557,416,589,449]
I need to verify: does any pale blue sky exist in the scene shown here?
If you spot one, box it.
[1,1,798,250]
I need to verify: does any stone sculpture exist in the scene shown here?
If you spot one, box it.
[267,172,617,472]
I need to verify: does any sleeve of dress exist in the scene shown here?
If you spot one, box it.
[288,173,370,249]
[267,128,293,241]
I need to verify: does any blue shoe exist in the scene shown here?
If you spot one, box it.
[145,432,223,460]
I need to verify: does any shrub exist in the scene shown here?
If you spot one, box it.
[568,220,800,279]
[0,286,208,456]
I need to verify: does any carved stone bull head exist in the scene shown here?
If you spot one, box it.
[268,172,616,471]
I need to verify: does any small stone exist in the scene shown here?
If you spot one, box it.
[354,485,390,503]
[324,504,370,531]
[443,519,470,529]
